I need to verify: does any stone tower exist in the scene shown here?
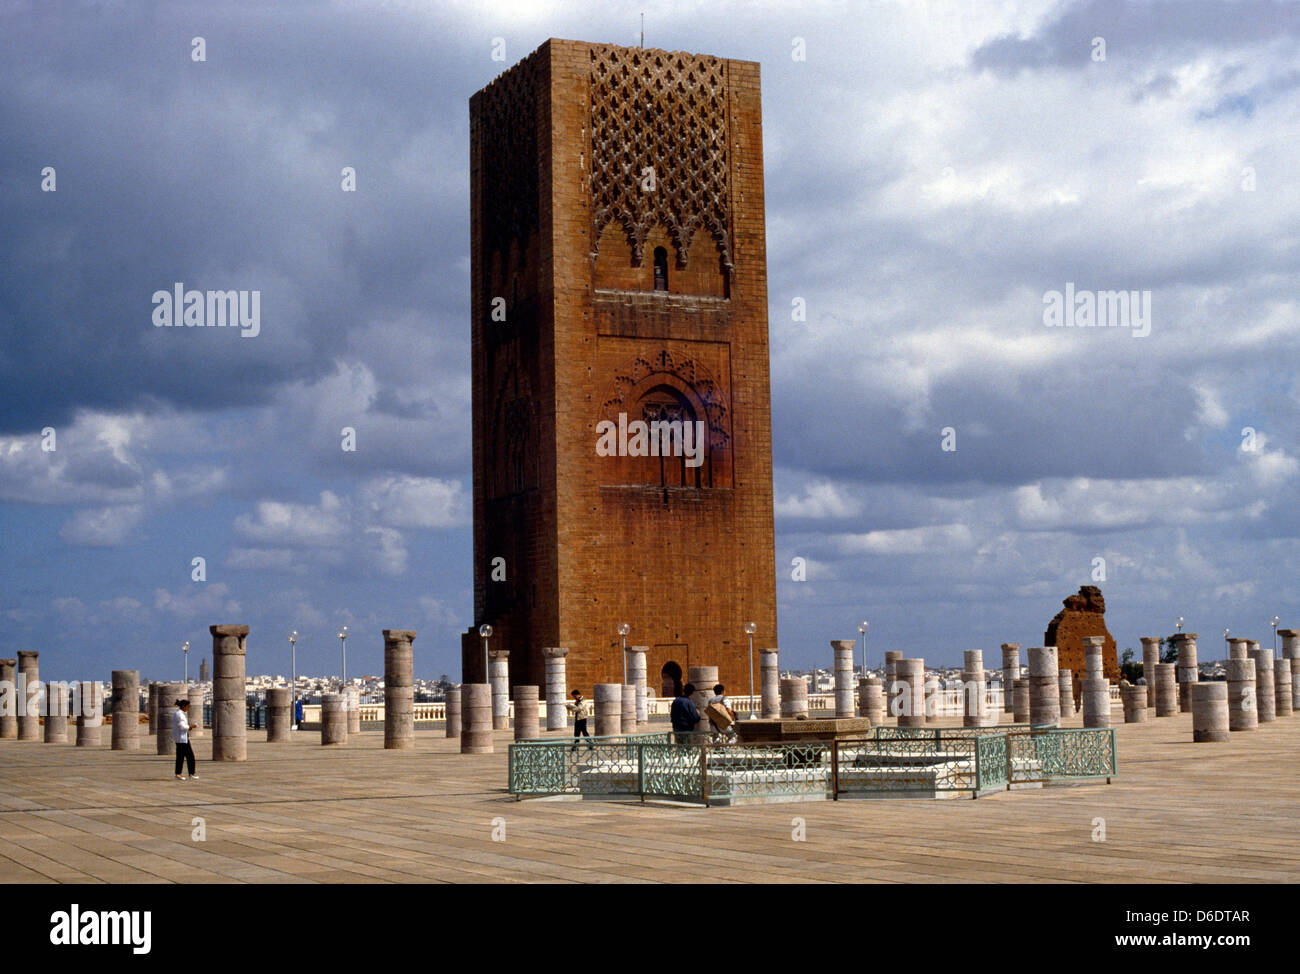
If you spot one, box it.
[462,39,777,698]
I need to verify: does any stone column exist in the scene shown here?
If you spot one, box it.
[210,624,248,762]
[859,677,885,725]
[962,650,985,729]
[110,670,139,750]
[513,685,540,741]
[383,629,417,750]
[187,684,204,738]
[620,684,638,734]
[885,650,902,711]
[1228,638,1250,660]
[489,650,510,730]
[1275,658,1293,717]
[1191,683,1229,742]
[1000,644,1020,713]
[895,659,926,727]
[543,647,569,731]
[1153,663,1178,717]
[155,683,185,755]
[76,681,103,746]
[1082,677,1110,728]
[1028,647,1060,728]
[831,640,856,718]
[626,646,648,725]
[266,687,291,742]
[1248,647,1276,723]
[688,666,718,732]
[1280,630,1300,707]
[1083,635,1104,679]
[1172,633,1198,713]
[1121,685,1148,723]
[44,682,69,743]
[780,677,809,719]
[924,673,941,724]
[461,683,492,753]
[1140,637,1161,707]
[593,683,622,736]
[17,651,40,741]
[0,659,16,739]
[345,686,361,735]
[759,649,781,718]
[320,692,347,745]
[1058,669,1075,719]
[1012,679,1030,723]
[1227,658,1257,732]
[147,681,157,734]
[445,687,462,738]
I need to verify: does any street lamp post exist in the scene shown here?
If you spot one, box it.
[744,622,757,717]
[182,640,190,683]
[858,621,869,680]
[1175,617,1184,634]
[1223,628,1230,661]
[617,622,630,684]
[1272,616,1280,656]
[336,626,349,690]
[289,631,298,728]
[479,624,493,681]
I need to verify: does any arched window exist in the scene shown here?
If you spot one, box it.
[653,246,668,291]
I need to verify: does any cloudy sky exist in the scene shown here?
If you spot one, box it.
[2,0,1298,684]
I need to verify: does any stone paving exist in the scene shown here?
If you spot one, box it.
[1,711,1298,883]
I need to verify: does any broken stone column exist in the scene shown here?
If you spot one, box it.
[383,629,416,750]
[1083,635,1105,678]
[445,687,462,738]
[832,640,856,718]
[186,685,204,738]
[513,685,540,741]
[1082,677,1110,728]
[885,651,902,708]
[1140,637,1161,707]
[1121,685,1148,723]
[1012,679,1029,723]
[895,659,926,728]
[147,681,157,734]
[1191,682,1229,742]
[1154,663,1178,717]
[1281,630,1300,706]
[1172,633,1198,713]
[1248,647,1276,723]
[155,683,185,755]
[321,692,347,745]
[44,682,69,743]
[1228,658,1257,732]
[76,681,103,746]
[461,683,492,753]
[620,684,638,734]
[345,686,361,735]
[593,683,622,737]
[1058,669,1075,718]
[924,673,941,724]
[780,677,809,719]
[1028,647,1061,728]
[760,648,781,718]
[1275,658,1293,717]
[17,651,40,741]
[210,624,248,762]
[962,651,986,728]
[1228,638,1250,660]
[1000,644,1020,713]
[688,666,718,732]
[0,659,16,739]
[542,647,569,730]
[859,677,885,725]
[266,687,291,742]
[489,650,510,731]
[110,670,139,750]
[626,646,648,725]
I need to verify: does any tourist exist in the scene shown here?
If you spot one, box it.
[566,689,592,739]
[293,695,304,730]
[173,699,198,781]
[707,683,737,742]
[670,683,701,737]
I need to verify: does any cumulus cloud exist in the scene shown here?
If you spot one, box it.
[59,504,145,546]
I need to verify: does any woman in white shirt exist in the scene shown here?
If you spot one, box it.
[173,699,198,780]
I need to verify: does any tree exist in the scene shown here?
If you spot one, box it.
[1119,647,1143,683]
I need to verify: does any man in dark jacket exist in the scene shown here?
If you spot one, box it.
[670,683,701,735]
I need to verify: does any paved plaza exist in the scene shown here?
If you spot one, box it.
[2,711,1298,884]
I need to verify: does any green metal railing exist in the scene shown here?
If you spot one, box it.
[507,725,1116,804]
